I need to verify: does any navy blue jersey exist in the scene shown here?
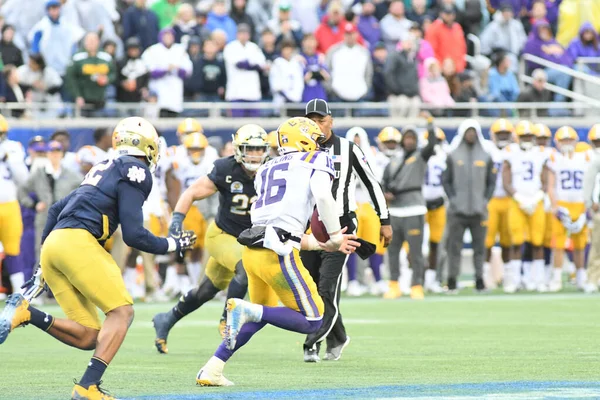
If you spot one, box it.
[43,155,170,254]
[207,156,256,237]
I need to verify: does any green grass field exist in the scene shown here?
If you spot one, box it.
[1,294,600,399]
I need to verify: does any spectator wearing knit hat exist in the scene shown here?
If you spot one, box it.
[425,5,467,73]
[142,27,192,117]
[419,57,454,115]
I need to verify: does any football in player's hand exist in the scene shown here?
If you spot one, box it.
[310,209,330,242]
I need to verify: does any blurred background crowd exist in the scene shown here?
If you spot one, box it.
[0,0,598,119]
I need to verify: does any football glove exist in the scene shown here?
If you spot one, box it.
[21,264,48,301]
[569,214,586,234]
[555,206,573,228]
[169,229,197,255]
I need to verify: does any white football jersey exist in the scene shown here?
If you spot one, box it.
[490,145,508,198]
[423,152,446,201]
[547,149,590,203]
[505,143,548,196]
[0,140,27,203]
[174,151,215,217]
[77,145,109,167]
[251,150,335,238]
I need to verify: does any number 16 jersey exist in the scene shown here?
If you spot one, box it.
[251,151,335,238]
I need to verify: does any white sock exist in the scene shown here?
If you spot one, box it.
[205,356,226,373]
[510,260,521,285]
[576,269,587,288]
[522,262,532,286]
[552,267,562,282]
[532,259,545,286]
[187,261,202,285]
[425,269,436,288]
[9,272,24,293]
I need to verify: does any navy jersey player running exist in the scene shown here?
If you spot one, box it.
[152,124,269,353]
[0,117,196,400]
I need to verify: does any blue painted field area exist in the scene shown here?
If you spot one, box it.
[131,381,600,400]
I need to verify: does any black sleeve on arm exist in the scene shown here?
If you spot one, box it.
[421,122,438,161]
[484,158,497,201]
[442,154,455,199]
[41,191,74,244]
[351,144,390,224]
[118,181,169,254]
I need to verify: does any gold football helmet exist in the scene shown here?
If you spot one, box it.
[232,124,269,171]
[575,142,591,153]
[183,132,209,164]
[423,127,446,142]
[277,117,325,154]
[490,118,513,148]
[177,118,203,138]
[267,130,278,149]
[514,120,536,151]
[554,125,578,154]
[377,127,401,156]
[588,124,600,144]
[0,114,8,142]
[112,117,161,172]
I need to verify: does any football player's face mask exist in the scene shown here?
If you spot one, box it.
[559,139,575,155]
[188,148,205,164]
[519,135,535,151]
[494,131,512,149]
[382,140,399,156]
[241,145,267,171]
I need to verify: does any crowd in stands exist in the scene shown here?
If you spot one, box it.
[0,0,598,118]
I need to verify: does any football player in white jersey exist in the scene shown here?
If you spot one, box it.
[345,127,387,296]
[546,126,590,291]
[584,125,600,293]
[0,115,29,292]
[195,117,359,386]
[76,128,113,175]
[502,120,549,292]
[422,127,447,293]
[172,132,215,290]
[484,119,513,289]
[375,126,401,170]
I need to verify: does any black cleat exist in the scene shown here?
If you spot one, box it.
[475,278,486,292]
[152,312,174,354]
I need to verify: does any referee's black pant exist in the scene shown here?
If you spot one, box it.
[301,250,347,351]
[301,214,355,351]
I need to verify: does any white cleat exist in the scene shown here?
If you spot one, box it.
[346,280,366,297]
[369,280,389,296]
[196,368,234,387]
[503,284,517,294]
[225,298,261,350]
[425,281,444,294]
[584,283,598,294]
[536,284,548,293]
[548,280,562,292]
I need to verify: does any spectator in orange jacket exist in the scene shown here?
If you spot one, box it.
[425,6,467,73]
[315,1,364,54]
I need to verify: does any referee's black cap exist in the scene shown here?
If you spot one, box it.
[305,98,331,117]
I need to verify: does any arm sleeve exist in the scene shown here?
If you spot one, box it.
[41,191,75,244]
[17,174,35,208]
[484,158,497,201]
[309,169,341,234]
[30,29,43,54]
[351,144,390,224]
[442,154,455,199]
[584,156,600,208]
[421,122,438,161]
[117,181,170,254]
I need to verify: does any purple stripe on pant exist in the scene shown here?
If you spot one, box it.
[289,254,319,318]
[278,255,307,316]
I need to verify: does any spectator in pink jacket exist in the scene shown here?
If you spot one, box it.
[401,23,434,78]
[419,57,455,115]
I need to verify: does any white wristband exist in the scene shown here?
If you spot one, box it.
[167,237,177,252]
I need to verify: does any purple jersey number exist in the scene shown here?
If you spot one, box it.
[254,162,289,209]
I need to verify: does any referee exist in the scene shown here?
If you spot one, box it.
[301,98,392,362]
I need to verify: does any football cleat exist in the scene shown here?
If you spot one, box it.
[71,382,116,400]
[383,281,402,299]
[152,312,174,354]
[475,278,486,292]
[196,367,234,387]
[218,318,227,340]
[303,347,320,363]
[225,298,260,350]
[410,285,424,300]
[324,336,350,361]
[0,293,31,344]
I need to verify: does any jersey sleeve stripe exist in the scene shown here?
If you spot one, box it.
[300,152,310,161]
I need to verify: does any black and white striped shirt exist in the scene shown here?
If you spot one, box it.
[322,133,390,225]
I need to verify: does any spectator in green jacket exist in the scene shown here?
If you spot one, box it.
[66,32,115,116]
[150,0,181,29]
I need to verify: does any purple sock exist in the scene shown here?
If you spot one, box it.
[369,254,383,281]
[214,321,266,362]
[347,253,357,281]
[262,306,322,334]
[3,255,23,275]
